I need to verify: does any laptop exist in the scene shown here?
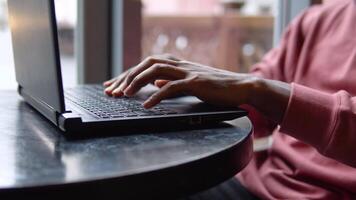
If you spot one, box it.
[7,0,247,134]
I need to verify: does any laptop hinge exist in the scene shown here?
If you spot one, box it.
[18,85,62,126]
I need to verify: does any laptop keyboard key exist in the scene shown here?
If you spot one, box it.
[65,86,177,119]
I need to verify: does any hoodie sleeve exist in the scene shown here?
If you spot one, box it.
[246,9,308,138]
[280,83,356,167]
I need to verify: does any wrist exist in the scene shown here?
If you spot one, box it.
[245,77,291,123]
[245,77,267,108]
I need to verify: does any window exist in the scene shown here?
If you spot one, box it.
[0,0,15,90]
[0,0,77,90]
[55,0,77,87]
[141,0,276,73]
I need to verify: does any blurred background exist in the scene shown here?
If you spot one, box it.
[0,0,278,89]
[141,0,275,73]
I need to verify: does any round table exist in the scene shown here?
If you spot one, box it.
[0,91,253,199]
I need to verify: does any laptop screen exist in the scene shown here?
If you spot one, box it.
[7,0,65,112]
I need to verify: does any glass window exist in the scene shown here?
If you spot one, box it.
[55,0,77,87]
[0,0,77,90]
[0,0,15,90]
[142,0,276,73]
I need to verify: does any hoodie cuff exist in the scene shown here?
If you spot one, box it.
[280,83,339,150]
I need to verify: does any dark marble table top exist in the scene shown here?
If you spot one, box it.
[0,90,253,199]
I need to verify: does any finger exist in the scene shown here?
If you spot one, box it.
[120,56,179,92]
[105,72,129,96]
[154,80,170,88]
[103,70,127,90]
[103,78,117,87]
[112,87,124,97]
[114,82,130,97]
[124,64,186,96]
[105,79,123,96]
[143,80,189,109]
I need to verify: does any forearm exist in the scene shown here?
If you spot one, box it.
[247,78,291,124]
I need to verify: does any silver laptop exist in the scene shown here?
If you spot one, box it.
[7,0,247,135]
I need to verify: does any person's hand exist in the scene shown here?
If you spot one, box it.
[104,55,291,123]
[103,54,181,97]
[104,56,256,107]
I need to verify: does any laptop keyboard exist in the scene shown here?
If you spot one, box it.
[65,85,178,119]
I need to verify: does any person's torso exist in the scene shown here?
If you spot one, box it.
[268,1,356,198]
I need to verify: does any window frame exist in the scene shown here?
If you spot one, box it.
[274,0,321,46]
[76,0,142,84]
[76,0,112,84]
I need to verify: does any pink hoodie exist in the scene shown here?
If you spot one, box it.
[237,0,356,199]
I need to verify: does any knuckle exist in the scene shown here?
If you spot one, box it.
[151,63,160,69]
[165,81,174,88]
[124,78,132,86]
[187,75,199,83]
[145,56,153,62]
[126,71,135,81]
[152,93,159,98]
[184,77,199,89]
[166,81,179,90]
[152,63,165,71]
[131,76,140,85]
[177,60,188,66]
[123,69,131,76]
[150,93,161,100]
[146,56,158,63]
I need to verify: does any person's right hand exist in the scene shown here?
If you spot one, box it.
[103,55,257,108]
[103,54,181,97]
[103,55,291,123]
